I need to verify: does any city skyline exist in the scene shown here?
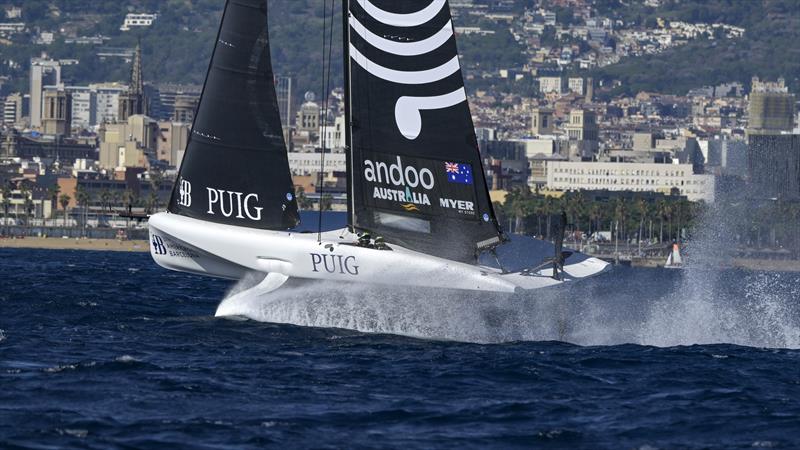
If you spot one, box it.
[1,0,799,264]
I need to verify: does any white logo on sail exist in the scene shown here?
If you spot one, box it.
[178,179,192,207]
[395,88,467,142]
[350,0,467,140]
[358,0,445,27]
[206,188,263,221]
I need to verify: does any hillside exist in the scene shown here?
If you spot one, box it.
[1,0,800,99]
[589,0,800,96]
[0,0,345,99]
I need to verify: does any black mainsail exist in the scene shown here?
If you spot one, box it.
[344,0,503,262]
[169,0,299,230]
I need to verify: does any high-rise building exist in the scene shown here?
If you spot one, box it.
[63,83,127,128]
[98,115,158,169]
[67,88,97,129]
[156,121,190,166]
[708,135,747,177]
[275,76,293,128]
[118,43,146,122]
[147,84,201,120]
[3,93,23,126]
[748,77,795,133]
[29,58,62,128]
[172,95,199,123]
[318,115,346,149]
[42,88,72,136]
[296,92,320,134]
[747,133,800,200]
[746,78,800,199]
[566,109,598,141]
[566,109,599,160]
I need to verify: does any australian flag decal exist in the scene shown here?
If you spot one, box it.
[445,162,473,185]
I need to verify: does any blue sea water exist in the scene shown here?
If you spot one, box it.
[1,248,800,449]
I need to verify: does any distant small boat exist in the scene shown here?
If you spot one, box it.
[665,243,683,269]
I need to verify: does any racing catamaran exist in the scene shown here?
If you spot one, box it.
[148,0,610,295]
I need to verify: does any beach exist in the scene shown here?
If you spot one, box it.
[0,237,149,253]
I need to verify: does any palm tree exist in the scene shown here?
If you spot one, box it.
[111,190,121,225]
[508,187,533,235]
[146,191,158,215]
[553,196,566,240]
[588,202,603,235]
[296,187,313,210]
[75,186,90,237]
[635,198,648,253]
[320,194,333,212]
[656,200,669,243]
[543,196,555,240]
[25,197,35,230]
[611,197,625,242]
[122,189,134,229]
[149,171,164,212]
[100,189,111,224]
[532,197,546,237]
[59,194,71,228]
[566,193,587,235]
[1,185,10,235]
[673,199,690,242]
[48,184,60,226]
[20,186,32,228]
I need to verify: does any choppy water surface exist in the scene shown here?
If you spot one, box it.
[1,249,800,449]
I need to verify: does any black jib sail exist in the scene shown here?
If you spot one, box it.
[344,0,504,262]
[168,0,299,230]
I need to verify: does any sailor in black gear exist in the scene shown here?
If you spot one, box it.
[357,232,372,248]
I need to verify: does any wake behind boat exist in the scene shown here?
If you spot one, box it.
[149,0,609,295]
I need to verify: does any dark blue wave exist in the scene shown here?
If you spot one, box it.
[1,249,799,449]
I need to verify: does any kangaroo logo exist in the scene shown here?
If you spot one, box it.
[178,178,192,207]
[349,0,467,140]
[151,235,167,255]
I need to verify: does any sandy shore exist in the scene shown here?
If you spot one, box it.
[0,237,149,253]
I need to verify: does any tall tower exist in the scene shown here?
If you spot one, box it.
[29,58,62,129]
[566,109,599,160]
[118,43,146,122]
[748,77,795,134]
[531,108,554,135]
[746,77,800,199]
[275,76,293,127]
[42,88,72,136]
[585,77,594,103]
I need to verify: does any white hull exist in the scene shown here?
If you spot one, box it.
[148,212,610,293]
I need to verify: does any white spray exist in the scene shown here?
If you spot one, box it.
[216,200,800,348]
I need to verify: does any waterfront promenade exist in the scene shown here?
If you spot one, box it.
[0,237,149,252]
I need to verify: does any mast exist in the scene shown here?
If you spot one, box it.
[342,0,355,230]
